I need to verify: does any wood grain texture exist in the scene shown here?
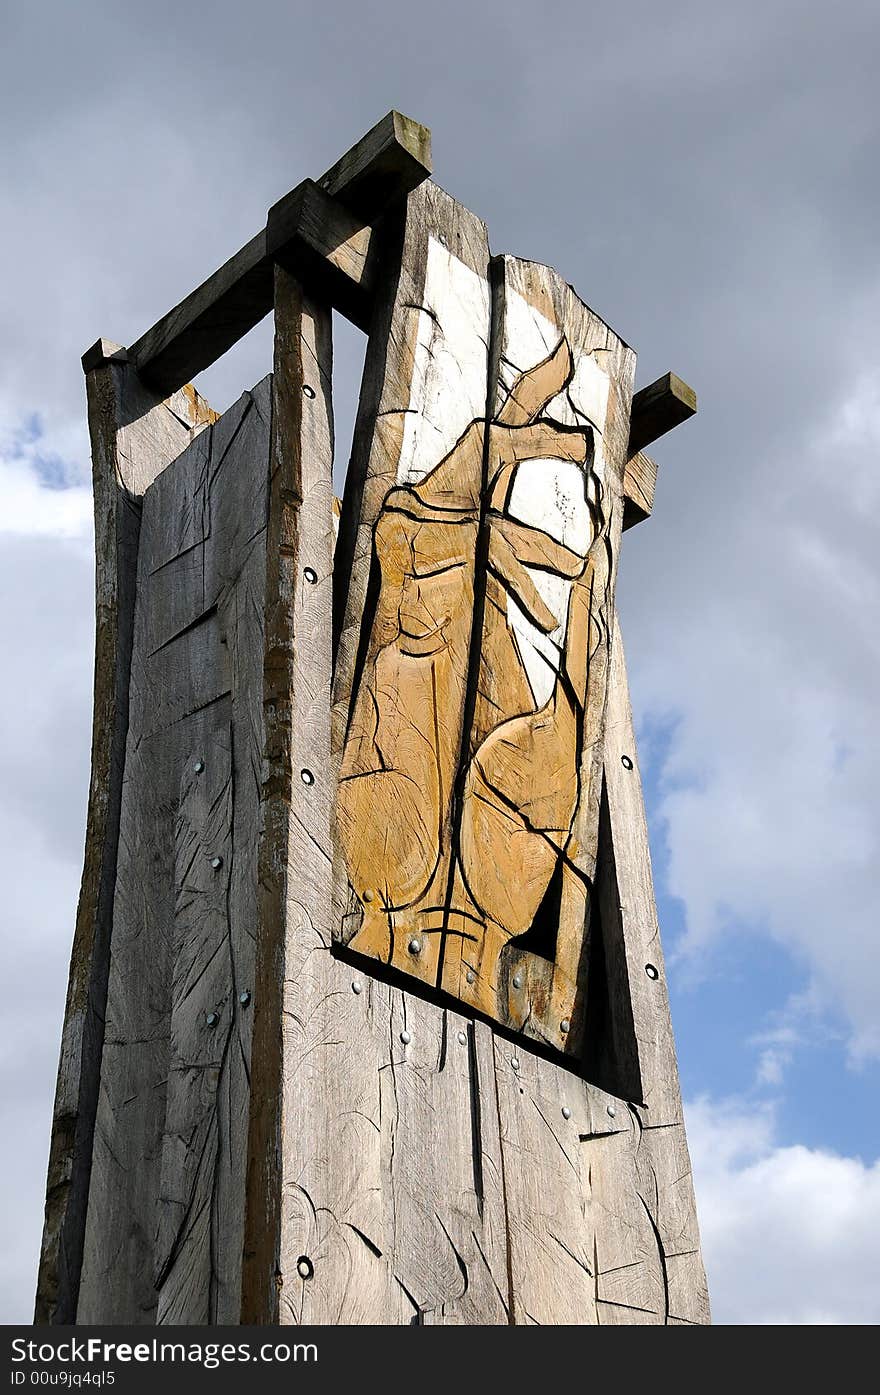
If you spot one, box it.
[333,223,638,1059]
[592,614,710,1323]
[267,180,377,331]
[622,449,657,530]
[488,615,709,1326]
[75,378,271,1324]
[242,259,510,1326]
[316,110,431,217]
[627,371,696,456]
[35,345,216,1325]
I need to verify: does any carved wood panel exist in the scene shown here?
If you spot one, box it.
[333,186,636,1055]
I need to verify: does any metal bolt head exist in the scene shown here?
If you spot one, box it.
[561,1105,572,1120]
[607,1104,616,1118]
[512,973,523,989]
[205,1011,219,1027]
[511,1056,520,1071]
[621,754,634,771]
[645,963,659,981]
[302,384,316,400]
[300,768,314,786]
[465,969,476,984]
[362,888,374,903]
[193,758,205,774]
[210,855,223,871]
[400,1030,412,1046]
[457,1031,467,1045]
[560,1018,570,1034]
[352,981,362,995]
[303,566,318,585]
[408,937,421,955]
[239,990,251,1007]
[296,1256,314,1279]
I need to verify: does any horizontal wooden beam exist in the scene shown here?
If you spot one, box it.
[316,110,432,217]
[266,181,376,332]
[127,231,271,396]
[120,111,431,396]
[627,371,696,456]
[622,449,657,531]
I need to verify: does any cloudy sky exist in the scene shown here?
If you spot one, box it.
[2,0,878,1325]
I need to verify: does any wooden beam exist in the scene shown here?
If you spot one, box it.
[35,344,217,1324]
[266,180,376,331]
[627,371,696,456]
[128,231,272,398]
[315,109,432,217]
[127,111,431,396]
[622,448,657,530]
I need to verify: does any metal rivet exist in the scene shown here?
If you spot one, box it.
[239,990,251,1007]
[607,1104,616,1118]
[210,855,223,870]
[561,1106,572,1120]
[511,1057,520,1071]
[205,1012,219,1027]
[645,963,659,980]
[362,889,374,903]
[300,768,314,786]
[457,1031,467,1045]
[408,937,421,955]
[296,1256,314,1279]
[304,566,318,585]
[302,384,316,399]
[621,754,634,771]
[512,973,523,989]
[193,758,204,773]
[400,1030,411,1045]
[352,981,362,995]
[560,1018,570,1034]
[466,969,476,984]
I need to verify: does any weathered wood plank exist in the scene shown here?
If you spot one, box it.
[243,255,509,1326]
[627,371,696,456]
[267,180,377,330]
[332,180,492,997]
[35,343,216,1325]
[316,110,431,217]
[131,113,430,396]
[592,613,710,1324]
[76,382,271,1323]
[622,449,657,530]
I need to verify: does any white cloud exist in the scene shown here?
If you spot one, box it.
[687,1095,880,1324]
[0,410,91,541]
[0,438,94,1321]
[623,362,880,1061]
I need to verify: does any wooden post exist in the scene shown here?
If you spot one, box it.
[37,114,709,1326]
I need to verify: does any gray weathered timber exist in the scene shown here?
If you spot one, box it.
[34,344,216,1325]
[622,449,658,530]
[267,181,377,331]
[131,112,430,397]
[75,379,272,1324]
[627,371,696,456]
[593,615,710,1323]
[315,110,431,217]
[243,245,512,1327]
[490,615,709,1326]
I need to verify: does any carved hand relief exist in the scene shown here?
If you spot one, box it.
[335,238,627,1054]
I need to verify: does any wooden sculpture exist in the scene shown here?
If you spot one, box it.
[36,113,709,1326]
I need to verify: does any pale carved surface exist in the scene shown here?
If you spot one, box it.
[336,331,615,1048]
